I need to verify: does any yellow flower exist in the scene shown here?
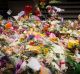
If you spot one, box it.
[34,32,45,37]
[43,48,49,54]
[19,38,24,42]
[29,46,41,53]
[68,40,79,49]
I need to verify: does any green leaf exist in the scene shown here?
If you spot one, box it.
[66,56,80,74]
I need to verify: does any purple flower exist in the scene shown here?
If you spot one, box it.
[16,63,21,70]
[1,56,9,62]
[0,56,10,68]
[0,60,6,68]
[16,60,23,70]
[27,35,34,41]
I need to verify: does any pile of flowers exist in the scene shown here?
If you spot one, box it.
[0,5,80,74]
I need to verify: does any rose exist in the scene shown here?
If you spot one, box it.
[24,5,32,15]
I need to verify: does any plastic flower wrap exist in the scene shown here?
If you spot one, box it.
[27,57,41,71]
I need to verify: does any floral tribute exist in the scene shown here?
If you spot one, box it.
[0,5,80,74]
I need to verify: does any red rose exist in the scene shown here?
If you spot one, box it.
[24,5,32,15]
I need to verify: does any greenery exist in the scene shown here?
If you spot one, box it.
[66,56,80,74]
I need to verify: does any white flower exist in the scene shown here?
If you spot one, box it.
[51,20,60,25]
[52,44,64,54]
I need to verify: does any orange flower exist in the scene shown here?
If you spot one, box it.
[5,22,12,29]
[50,37,57,42]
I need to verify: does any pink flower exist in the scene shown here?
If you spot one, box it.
[49,33,56,38]
[35,35,41,40]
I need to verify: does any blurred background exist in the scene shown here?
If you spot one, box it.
[0,0,80,20]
